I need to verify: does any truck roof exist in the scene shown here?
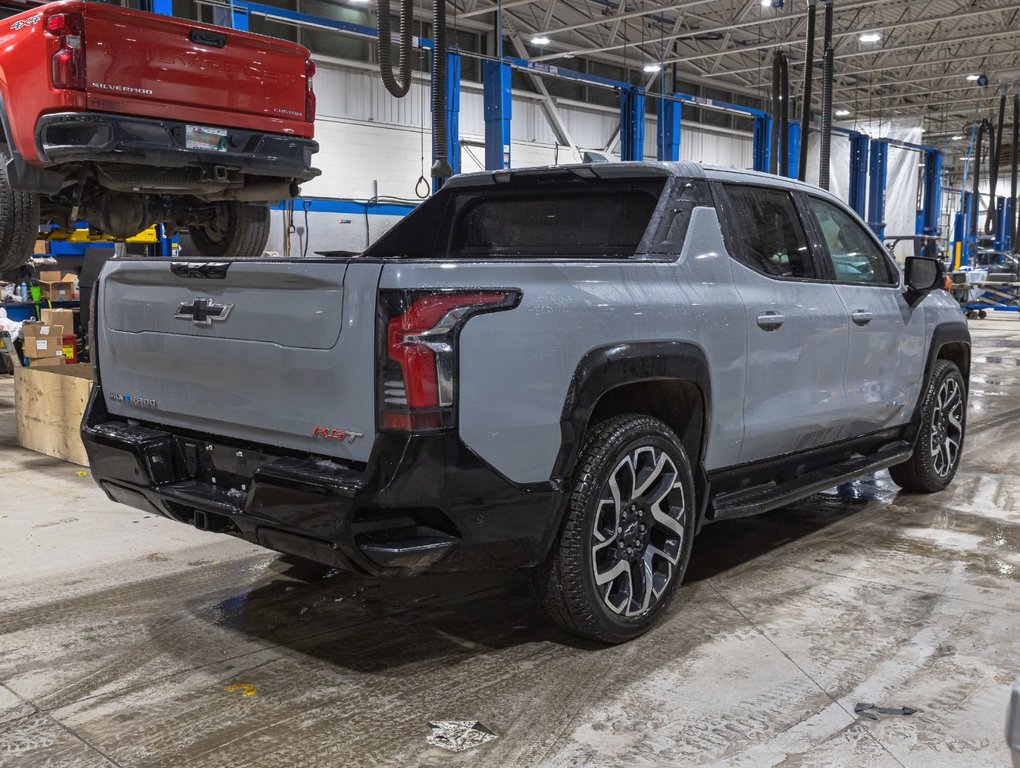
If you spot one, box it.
[444,160,845,202]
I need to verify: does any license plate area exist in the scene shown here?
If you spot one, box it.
[185,124,228,151]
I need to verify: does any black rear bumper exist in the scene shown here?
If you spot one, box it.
[27,112,319,189]
[81,387,565,576]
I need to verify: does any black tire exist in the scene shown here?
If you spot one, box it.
[535,414,696,644]
[978,310,988,319]
[889,359,966,493]
[188,202,270,259]
[0,144,40,272]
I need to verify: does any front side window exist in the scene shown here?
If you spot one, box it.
[722,185,815,279]
[808,197,896,285]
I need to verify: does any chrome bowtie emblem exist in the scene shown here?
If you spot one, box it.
[175,298,233,325]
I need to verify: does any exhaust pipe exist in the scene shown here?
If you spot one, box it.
[770,50,789,176]
[196,181,299,203]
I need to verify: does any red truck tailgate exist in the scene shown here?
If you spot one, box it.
[82,4,311,137]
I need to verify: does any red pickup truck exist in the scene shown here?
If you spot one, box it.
[0,0,319,270]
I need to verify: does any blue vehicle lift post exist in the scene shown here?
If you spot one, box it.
[663,93,773,173]
[619,87,645,161]
[867,138,889,240]
[656,98,681,162]
[483,60,513,170]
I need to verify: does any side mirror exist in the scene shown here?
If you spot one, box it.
[904,256,943,305]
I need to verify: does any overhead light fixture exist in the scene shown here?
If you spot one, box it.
[952,135,964,140]
[858,32,881,43]
[643,63,662,73]
[966,74,981,81]
[530,35,550,45]
[835,109,850,117]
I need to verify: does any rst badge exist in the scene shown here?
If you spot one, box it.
[312,426,363,444]
[175,298,233,325]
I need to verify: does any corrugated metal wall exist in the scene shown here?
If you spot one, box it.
[302,61,754,202]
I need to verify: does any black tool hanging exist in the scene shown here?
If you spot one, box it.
[770,50,790,177]
[985,95,1007,236]
[797,0,818,182]
[818,0,835,190]
[377,0,414,97]
[1012,92,1019,252]
[971,118,994,242]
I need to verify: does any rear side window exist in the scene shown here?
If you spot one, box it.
[722,184,815,279]
[366,176,667,259]
[807,196,896,285]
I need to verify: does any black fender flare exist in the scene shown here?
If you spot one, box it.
[552,341,712,519]
[0,92,63,194]
[905,322,971,444]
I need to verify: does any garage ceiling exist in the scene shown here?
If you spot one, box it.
[456,0,1020,143]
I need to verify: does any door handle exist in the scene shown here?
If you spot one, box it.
[851,309,874,326]
[756,311,786,331]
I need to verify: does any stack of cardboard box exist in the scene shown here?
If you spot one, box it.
[21,322,65,368]
[37,271,77,302]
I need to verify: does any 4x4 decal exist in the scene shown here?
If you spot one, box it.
[11,14,42,31]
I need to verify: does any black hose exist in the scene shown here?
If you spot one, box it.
[818,0,834,190]
[770,51,781,175]
[1012,93,1019,251]
[377,0,414,98]
[972,118,993,242]
[798,0,817,182]
[430,0,453,181]
[985,96,1006,235]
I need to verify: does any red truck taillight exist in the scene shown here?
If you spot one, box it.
[377,289,520,432]
[47,12,85,91]
[305,59,316,122]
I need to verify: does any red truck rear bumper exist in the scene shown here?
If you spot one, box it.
[10,111,319,194]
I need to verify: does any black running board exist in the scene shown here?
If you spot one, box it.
[709,441,913,521]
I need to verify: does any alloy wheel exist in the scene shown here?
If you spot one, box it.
[930,376,964,478]
[590,445,687,618]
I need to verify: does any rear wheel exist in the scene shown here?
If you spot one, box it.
[0,144,40,272]
[889,359,966,493]
[188,202,270,259]
[535,414,696,643]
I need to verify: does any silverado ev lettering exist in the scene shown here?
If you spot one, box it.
[84,162,969,645]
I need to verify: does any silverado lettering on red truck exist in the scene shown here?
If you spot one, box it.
[0,0,320,271]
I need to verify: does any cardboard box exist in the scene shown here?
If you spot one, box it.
[30,355,65,368]
[21,323,65,359]
[33,240,48,256]
[14,363,93,466]
[38,270,76,301]
[41,307,76,331]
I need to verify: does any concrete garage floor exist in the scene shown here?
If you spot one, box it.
[1,320,1019,768]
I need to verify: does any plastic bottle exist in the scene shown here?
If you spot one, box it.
[19,282,28,302]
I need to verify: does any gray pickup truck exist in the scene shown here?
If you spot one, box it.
[82,162,969,643]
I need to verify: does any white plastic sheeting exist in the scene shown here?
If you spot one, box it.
[805,118,923,257]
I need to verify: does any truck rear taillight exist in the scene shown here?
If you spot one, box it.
[377,289,520,432]
[46,12,85,91]
[305,59,316,122]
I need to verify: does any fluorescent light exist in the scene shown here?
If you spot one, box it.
[643,63,662,73]
[530,35,550,45]
[952,135,964,140]
[967,74,981,81]
[761,0,771,5]
[859,32,881,43]
[835,109,850,117]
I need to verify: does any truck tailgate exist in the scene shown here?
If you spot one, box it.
[97,259,381,463]
[83,4,310,136]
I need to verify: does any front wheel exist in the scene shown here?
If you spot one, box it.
[889,359,966,493]
[188,202,270,259]
[535,414,696,644]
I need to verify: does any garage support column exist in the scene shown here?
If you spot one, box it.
[753,115,771,173]
[656,99,681,162]
[483,61,512,170]
[995,197,1011,253]
[620,87,645,162]
[848,133,869,218]
[867,139,889,240]
[141,0,173,15]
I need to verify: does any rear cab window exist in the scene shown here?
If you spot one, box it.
[365,169,673,260]
[719,183,817,280]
